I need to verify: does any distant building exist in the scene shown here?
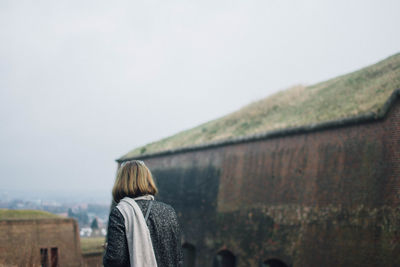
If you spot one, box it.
[0,209,82,266]
[80,227,93,237]
[0,209,103,267]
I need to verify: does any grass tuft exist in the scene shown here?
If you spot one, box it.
[0,209,60,220]
[81,237,105,254]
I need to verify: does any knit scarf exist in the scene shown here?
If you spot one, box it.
[116,195,158,267]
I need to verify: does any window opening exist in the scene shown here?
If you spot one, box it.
[182,243,196,267]
[262,259,288,267]
[212,249,236,267]
[50,247,58,267]
[40,248,48,267]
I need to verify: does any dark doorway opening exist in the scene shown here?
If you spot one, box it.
[262,259,288,267]
[50,247,58,267]
[40,248,48,267]
[182,243,196,267]
[213,250,236,267]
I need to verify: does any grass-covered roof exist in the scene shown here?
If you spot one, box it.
[119,52,400,161]
[0,209,61,220]
[81,237,105,254]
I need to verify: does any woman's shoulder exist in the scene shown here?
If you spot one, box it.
[151,200,178,217]
[112,198,178,220]
[109,205,125,220]
[152,200,175,210]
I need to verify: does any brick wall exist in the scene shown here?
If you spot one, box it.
[130,98,400,267]
[82,252,103,267]
[0,218,83,266]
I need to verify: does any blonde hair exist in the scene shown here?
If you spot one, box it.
[112,160,158,203]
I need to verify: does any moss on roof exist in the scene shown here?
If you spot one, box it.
[0,209,61,220]
[120,52,400,161]
[81,237,105,254]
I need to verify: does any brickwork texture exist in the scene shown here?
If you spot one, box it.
[0,218,83,266]
[137,97,400,266]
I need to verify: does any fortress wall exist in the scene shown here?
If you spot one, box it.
[384,100,400,205]
[0,218,82,266]
[137,100,400,267]
[217,110,394,211]
[146,149,224,265]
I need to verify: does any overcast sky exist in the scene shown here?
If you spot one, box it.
[1,0,399,203]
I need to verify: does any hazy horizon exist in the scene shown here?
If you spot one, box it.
[1,0,400,204]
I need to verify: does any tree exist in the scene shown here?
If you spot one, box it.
[91,218,99,230]
[67,208,73,218]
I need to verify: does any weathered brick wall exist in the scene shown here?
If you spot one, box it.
[138,99,400,267]
[0,218,83,266]
[82,252,103,267]
[147,150,222,265]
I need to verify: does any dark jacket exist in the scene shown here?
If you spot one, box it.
[103,199,183,267]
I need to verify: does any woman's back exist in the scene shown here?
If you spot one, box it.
[104,199,183,267]
[104,160,182,267]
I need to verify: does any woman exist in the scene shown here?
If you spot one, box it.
[103,160,183,267]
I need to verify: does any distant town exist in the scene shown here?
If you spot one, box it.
[0,192,109,238]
